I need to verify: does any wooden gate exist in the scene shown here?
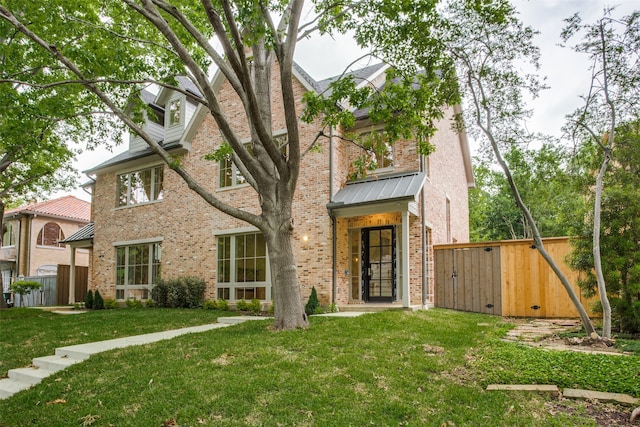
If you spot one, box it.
[434,238,596,318]
[435,245,502,315]
[56,265,88,305]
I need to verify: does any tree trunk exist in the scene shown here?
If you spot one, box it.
[593,148,612,338]
[264,216,308,330]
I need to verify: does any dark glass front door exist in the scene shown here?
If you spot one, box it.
[362,226,396,302]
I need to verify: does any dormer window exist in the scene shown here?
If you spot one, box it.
[168,98,181,126]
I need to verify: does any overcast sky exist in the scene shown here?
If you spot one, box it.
[61,0,637,201]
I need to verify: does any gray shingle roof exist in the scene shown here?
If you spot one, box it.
[61,223,94,244]
[327,171,426,210]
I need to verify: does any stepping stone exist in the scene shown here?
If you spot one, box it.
[563,388,639,406]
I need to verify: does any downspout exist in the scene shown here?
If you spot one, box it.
[329,125,337,306]
[420,155,427,309]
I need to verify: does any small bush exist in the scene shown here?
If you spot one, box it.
[152,277,206,308]
[247,298,262,315]
[94,290,104,309]
[84,290,94,309]
[126,298,143,309]
[268,301,274,315]
[151,279,169,307]
[10,281,41,307]
[145,298,156,308]
[203,300,218,310]
[103,298,119,309]
[305,286,321,316]
[236,299,249,311]
[217,299,230,311]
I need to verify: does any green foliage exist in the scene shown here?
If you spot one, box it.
[247,298,262,315]
[216,299,230,311]
[570,121,640,333]
[93,290,104,310]
[236,299,249,311]
[84,290,94,310]
[103,298,120,309]
[125,298,143,309]
[151,277,206,309]
[469,143,585,241]
[9,281,41,306]
[203,299,218,310]
[305,286,321,316]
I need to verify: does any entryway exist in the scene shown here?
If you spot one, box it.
[361,226,396,302]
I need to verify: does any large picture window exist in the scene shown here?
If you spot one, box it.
[117,165,164,206]
[115,242,161,300]
[219,134,288,188]
[37,222,65,248]
[217,232,269,300]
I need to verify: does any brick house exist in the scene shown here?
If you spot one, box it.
[1,196,91,291]
[84,63,473,309]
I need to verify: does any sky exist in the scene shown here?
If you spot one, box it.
[59,0,637,202]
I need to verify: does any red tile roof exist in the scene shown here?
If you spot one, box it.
[4,195,91,222]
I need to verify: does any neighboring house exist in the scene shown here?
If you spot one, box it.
[1,196,91,290]
[84,63,474,309]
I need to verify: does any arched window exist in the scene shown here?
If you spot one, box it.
[37,222,66,248]
[2,223,15,246]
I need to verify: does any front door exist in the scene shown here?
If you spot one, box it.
[362,226,396,302]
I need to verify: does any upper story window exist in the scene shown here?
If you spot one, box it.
[37,222,65,248]
[2,223,15,247]
[362,132,394,170]
[219,134,288,189]
[168,98,181,126]
[117,165,164,207]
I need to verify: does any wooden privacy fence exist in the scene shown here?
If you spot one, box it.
[434,237,597,318]
[56,265,89,305]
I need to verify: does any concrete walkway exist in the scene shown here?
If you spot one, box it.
[0,313,366,400]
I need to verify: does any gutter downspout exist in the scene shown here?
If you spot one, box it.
[329,125,337,306]
[420,155,427,309]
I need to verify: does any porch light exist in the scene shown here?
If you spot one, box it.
[302,235,309,242]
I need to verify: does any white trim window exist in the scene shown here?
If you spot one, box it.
[117,165,164,207]
[360,131,394,171]
[115,242,161,300]
[219,134,288,188]
[2,223,15,247]
[217,232,269,301]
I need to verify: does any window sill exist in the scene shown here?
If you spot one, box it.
[115,199,163,211]
[216,183,251,192]
[35,245,66,251]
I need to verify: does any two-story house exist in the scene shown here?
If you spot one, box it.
[84,62,474,309]
[1,196,91,292]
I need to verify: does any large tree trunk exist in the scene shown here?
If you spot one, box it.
[264,214,308,330]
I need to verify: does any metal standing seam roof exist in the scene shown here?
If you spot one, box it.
[60,222,94,244]
[327,171,426,210]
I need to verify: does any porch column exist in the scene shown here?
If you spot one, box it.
[401,209,410,308]
[68,247,76,305]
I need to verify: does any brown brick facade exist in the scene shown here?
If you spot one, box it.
[89,65,471,308]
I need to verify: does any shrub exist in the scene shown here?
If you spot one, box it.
[84,290,94,309]
[145,298,156,308]
[247,298,262,315]
[217,299,230,311]
[268,301,274,315]
[103,298,119,309]
[184,277,206,308]
[151,279,169,307]
[152,277,206,308]
[126,298,143,309]
[236,299,249,311]
[203,300,218,310]
[305,286,321,316]
[94,290,104,309]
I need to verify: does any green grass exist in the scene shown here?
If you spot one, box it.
[0,307,234,378]
[0,308,638,426]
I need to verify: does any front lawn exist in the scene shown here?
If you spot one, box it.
[0,307,233,378]
[0,308,638,426]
